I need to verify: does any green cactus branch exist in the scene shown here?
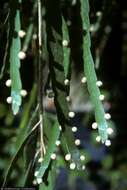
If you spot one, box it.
[9,0,22,115]
[35,120,60,180]
[62,16,70,79]
[1,0,114,187]
[22,23,33,53]
[46,0,81,163]
[81,0,108,142]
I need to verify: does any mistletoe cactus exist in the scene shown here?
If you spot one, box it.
[0,0,114,188]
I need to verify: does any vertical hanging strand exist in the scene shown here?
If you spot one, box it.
[10,0,22,115]
[37,0,46,159]
[81,0,108,143]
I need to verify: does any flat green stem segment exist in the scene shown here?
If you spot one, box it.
[22,23,33,52]
[10,0,22,115]
[36,121,60,179]
[39,170,53,190]
[62,17,70,79]
[19,84,37,129]
[22,1,37,52]
[81,0,108,142]
[46,0,80,163]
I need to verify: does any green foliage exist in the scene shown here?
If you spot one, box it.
[62,17,70,79]
[36,120,60,179]
[81,0,108,142]
[46,0,81,165]
[10,0,22,115]
[0,0,124,189]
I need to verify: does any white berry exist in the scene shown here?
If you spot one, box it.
[70,162,76,170]
[59,125,62,131]
[72,126,77,132]
[75,139,81,146]
[55,140,61,146]
[96,81,103,87]
[80,155,85,161]
[38,157,43,163]
[66,96,71,102]
[105,139,111,146]
[51,153,56,160]
[6,96,12,104]
[20,89,27,97]
[68,111,75,118]
[18,30,26,38]
[65,154,71,161]
[99,94,105,101]
[62,40,68,47]
[90,25,95,32]
[64,79,69,85]
[107,128,113,135]
[32,180,37,185]
[5,79,12,87]
[92,122,98,129]
[82,165,86,170]
[96,11,102,17]
[36,178,42,184]
[104,113,111,120]
[34,171,39,177]
[81,77,87,84]
[18,51,26,60]
[96,136,101,142]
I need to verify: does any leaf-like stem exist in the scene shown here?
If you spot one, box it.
[81,0,108,142]
[46,0,81,164]
[9,0,22,115]
[35,120,60,179]
[62,17,70,79]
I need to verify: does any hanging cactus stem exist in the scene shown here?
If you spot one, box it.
[80,0,108,143]
[10,0,22,115]
[1,0,115,187]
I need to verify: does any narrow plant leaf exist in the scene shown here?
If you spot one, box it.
[46,0,81,163]
[22,160,34,186]
[23,122,38,186]
[2,106,38,187]
[43,113,56,141]
[62,17,70,79]
[35,120,60,179]
[19,84,37,129]
[22,1,37,52]
[0,22,10,80]
[22,23,33,52]
[80,0,108,142]
[10,0,22,115]
[2,122,38,187]
[39,170,53,190]
[15,85,37,151]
